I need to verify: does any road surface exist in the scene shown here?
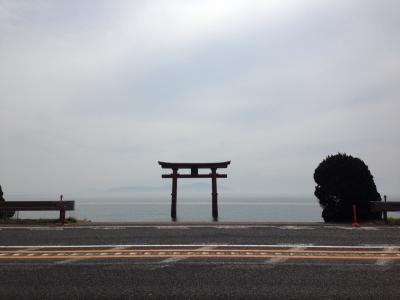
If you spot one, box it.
[0,223,399,299]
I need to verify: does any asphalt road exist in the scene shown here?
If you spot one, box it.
[1,223,400,299]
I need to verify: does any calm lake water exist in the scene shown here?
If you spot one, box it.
[7,194,323,222]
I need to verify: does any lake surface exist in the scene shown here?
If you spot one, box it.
[7,194,323,222]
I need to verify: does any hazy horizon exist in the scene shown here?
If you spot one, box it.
[1,1,399,197]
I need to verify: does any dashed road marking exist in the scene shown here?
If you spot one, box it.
[3,244,400,250]
[55,245,128,265]
[266,247,305,264]
[376,247,396,266]
[158,246,217,267]
[1,247,400,263]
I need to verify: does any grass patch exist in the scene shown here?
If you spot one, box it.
[386,217,400,225]
[367,217,400,226]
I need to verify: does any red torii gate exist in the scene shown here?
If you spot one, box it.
[158,161,231,221]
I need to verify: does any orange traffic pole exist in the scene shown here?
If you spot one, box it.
[352,204,359,227]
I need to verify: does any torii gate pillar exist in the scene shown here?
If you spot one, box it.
[171,168,178,220]
[211,168,218,220]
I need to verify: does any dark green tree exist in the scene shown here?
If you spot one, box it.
[314,153,381,222]
[0,185,15,219]
[0,185,4,201]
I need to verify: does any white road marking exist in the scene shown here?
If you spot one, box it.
[216,226,251,229]
[25,247,42,251]
[1,261,396,267]
[29,228,64,231]
[158,246,217,267]
[12,246,43,253]
[91,227,125,230]
[265,247,305,264]
[1,246,44,257]
[279,226,315,230]
[54,245,126,265]
[3,244,400,249]
[156,226,189,230]
[1,224,397,230]
[112,246,129,250]
[329,226,379,231]
[159,257,185,264]
[53,255,77,264]
[358,227,379,231]
[376,247,396,266]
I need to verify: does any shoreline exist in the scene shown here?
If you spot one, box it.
[0,220,397,227]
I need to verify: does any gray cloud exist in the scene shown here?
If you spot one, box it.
[1,0,399,197]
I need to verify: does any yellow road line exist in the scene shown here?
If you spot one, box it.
[1,247,400,262]
[1,254,400,260]
[0,249,399,254]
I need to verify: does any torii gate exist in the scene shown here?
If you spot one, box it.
[158,161,231,221]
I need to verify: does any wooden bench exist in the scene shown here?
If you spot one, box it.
[370,201,400,223]
[0,201,75,224]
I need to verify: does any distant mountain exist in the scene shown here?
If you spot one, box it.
[104,183,230,194]
[106,185,169,193]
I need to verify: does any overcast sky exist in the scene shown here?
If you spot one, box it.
[1,0,399,197]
